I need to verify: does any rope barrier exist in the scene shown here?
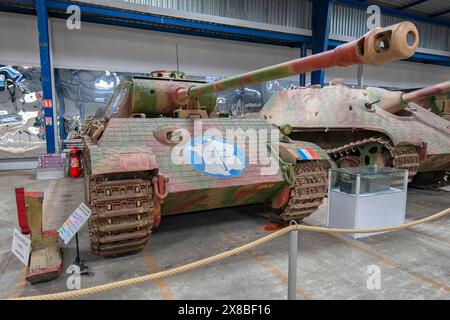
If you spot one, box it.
[9,207,449,300]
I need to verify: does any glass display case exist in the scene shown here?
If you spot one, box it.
[326,166,409,239]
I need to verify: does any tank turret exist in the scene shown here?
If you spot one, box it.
[103,22,418,120]
[368,81,450,113]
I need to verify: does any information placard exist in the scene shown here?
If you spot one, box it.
[58,202,91,245]
[11,228,31,266]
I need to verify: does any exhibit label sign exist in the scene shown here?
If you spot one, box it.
[58,203,91,245]
[11,228,31,266]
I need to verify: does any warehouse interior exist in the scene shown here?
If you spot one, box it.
[0,0,449,302]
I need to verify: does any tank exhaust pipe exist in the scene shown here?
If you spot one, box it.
[187,22,419,98]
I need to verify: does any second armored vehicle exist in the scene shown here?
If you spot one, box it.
[260,80,450,184]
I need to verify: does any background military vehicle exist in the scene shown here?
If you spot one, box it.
[83,22,418,256]
[260,80,450,184]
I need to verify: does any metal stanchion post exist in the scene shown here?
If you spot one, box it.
[353,174,361,238]
[326,169,332,227]
[288,221,298,300]
[403,169,409,193]
[73,233,92,276]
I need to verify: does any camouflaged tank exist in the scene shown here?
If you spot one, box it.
[83,22,419,256]
[261,79,450,184]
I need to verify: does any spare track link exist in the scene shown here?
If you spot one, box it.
[327,137,420,182]
[88,178,154,257]
[278,161,328,222]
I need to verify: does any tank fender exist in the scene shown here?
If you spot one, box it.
[279,141,330,163]
[89,147,158,176]
[271,142,330,209]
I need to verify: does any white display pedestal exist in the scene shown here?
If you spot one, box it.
[326,168,408,239]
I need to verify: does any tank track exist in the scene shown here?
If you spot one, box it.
[327,137,420,182]
[87,177,154,257]
[269,161,328,222]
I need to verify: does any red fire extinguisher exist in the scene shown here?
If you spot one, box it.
[69,147,82,178]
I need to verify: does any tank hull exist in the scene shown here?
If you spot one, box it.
[86,117,329,216]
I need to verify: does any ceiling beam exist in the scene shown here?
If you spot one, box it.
[335,0,450,27]
[429,8,450,18]
[397,0,428,11]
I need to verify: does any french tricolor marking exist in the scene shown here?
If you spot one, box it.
[295,148,319,160]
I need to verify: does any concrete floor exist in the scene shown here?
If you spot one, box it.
[0,169,449,300]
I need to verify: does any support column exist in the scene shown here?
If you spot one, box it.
[299,43,307,86]
[36,0,56,154]
[311,0,333,86]
[54,70,67,141]
[357,64,364,89]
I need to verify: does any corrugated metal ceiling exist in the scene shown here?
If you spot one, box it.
[118,0,313,29]
[370,0,450,22]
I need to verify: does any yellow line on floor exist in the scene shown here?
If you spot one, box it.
[404,228,450,245]
[142,251,174,300]
[403,216,450,245]
[220,227,314,300]
[312,225,450,293]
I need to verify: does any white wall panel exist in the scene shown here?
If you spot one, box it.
[0,12,448,90]
[324,65,359,86]
[49,18,300,78]
[364,61,450,88]
[325,61,450,89]
[0,13,40,66]
[175,34,299,78]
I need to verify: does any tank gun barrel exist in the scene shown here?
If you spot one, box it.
[402,81,450,104]
[376,81,450,113]
[187,22,419,99]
